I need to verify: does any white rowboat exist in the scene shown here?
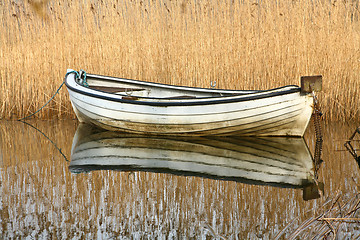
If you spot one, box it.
[65,69,321,136]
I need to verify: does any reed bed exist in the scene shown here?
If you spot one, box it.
[1,0,360,120]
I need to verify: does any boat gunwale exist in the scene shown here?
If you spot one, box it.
[68,164,311,189]
[65,72,304,107]
[86,72,300,94]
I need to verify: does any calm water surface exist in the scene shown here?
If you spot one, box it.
[0,120,359,239]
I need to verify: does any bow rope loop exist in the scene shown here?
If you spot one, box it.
[78,69,89,87]
[18,70,83,121]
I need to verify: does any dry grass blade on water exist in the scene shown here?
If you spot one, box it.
[1,0,360,120]
[275,191,360,239]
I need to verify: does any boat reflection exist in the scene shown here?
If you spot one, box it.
[70,124,322,199]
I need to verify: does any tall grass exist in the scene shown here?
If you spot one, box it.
[1,0,359,120]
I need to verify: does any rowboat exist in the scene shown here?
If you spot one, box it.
[65,69,322,136]
[70,124,318,188]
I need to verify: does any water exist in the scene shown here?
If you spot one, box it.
[0,120,359,239]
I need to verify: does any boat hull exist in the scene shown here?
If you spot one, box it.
[65,70,314,136]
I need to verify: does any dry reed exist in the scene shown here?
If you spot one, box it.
[275,191,360,239]
[1,0,359,120]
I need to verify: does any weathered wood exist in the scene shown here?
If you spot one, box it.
[91,86,145,93]
[301,75,322,93]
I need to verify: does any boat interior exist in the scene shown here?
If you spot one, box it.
[83,75,262,99]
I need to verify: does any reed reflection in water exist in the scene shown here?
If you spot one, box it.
[0,120,359,238]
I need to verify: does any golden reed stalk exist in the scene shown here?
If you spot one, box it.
[1,0,359,120]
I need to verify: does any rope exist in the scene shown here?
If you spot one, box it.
[78,69,88,87]
[18,70,80,121]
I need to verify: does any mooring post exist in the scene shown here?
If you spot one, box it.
[300,75,322,93]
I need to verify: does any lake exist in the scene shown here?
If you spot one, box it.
[0,120,359,239]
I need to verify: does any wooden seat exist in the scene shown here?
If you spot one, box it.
[91,86,145,94]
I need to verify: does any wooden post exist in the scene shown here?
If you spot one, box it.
[301,75,322,93]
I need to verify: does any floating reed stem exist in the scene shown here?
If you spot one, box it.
[276,192,360,239]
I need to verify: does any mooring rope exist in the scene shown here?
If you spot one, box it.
[17,70,87,162]
[78,69,88,87]
[18,70,81,121]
